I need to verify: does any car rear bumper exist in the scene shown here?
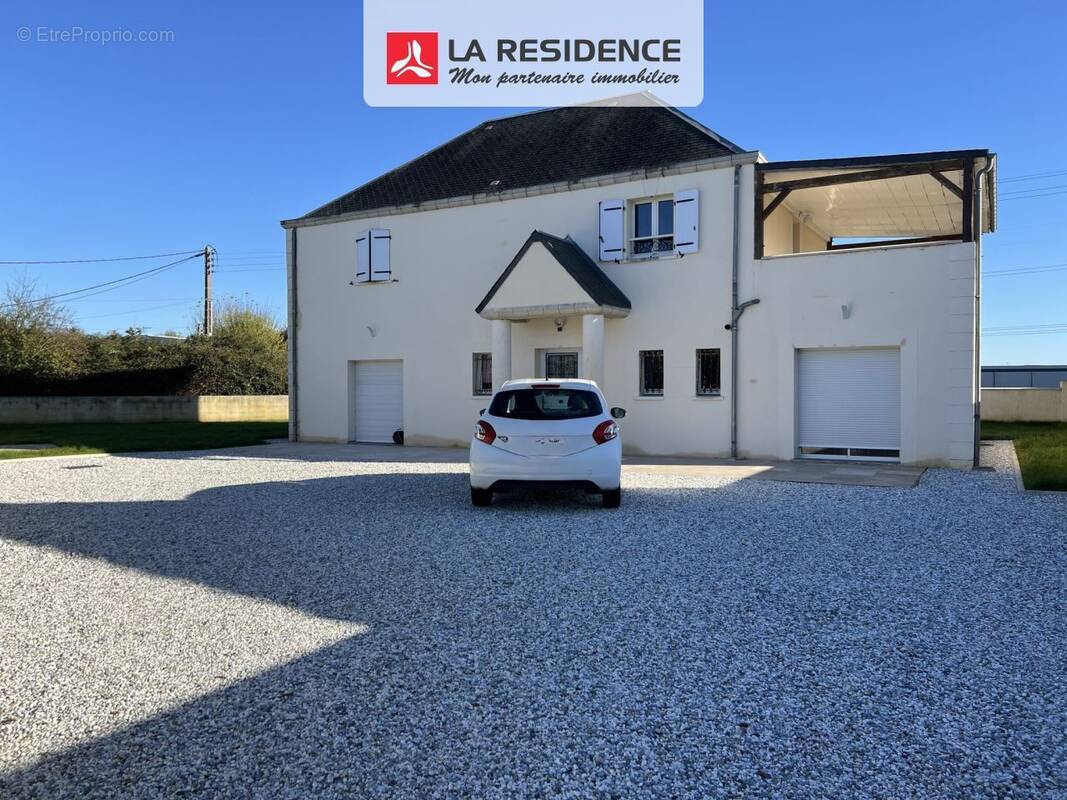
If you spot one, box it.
[469,439,621,491]
[486,479,604,493]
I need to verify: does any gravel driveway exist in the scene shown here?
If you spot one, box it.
[1,442,1064,798]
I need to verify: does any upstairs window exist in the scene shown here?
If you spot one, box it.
[696,349,721,396]
[598,190,698,261]
[355,228,391,283]
[631,197,675,256]
[472,353,492,395]
[639,350,664,396]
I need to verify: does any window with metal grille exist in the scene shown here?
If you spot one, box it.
[639,350,664,396]
[544,351,579,379]
[696,349,721,396]
[472,353,492,395]
[631,197,675,256]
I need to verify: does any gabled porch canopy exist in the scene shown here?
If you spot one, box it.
[476,231,631,321]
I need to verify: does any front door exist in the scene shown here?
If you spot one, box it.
[544,351,579,379]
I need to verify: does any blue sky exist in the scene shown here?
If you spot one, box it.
[1,1,1065,363]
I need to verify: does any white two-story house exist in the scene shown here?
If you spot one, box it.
[281,94,996,468]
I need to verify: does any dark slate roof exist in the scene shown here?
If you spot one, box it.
[476,231,631,314]
[304,99,743,220]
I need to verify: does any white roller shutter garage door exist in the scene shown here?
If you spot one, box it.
[352,360,403,444]
[797,348,900,461]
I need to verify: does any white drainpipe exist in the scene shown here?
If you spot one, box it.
[729,164,760,458]
[972,156,995,468]
[286,227,299,441]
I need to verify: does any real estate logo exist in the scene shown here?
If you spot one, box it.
[366,0,703,106]
[386,32,438,84]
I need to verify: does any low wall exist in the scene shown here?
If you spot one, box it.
[982,382,1067,422]
[196,395,289,422]
[0,396,289,424]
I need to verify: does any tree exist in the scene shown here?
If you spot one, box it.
[185,297,287,394]
[0,276,82,378]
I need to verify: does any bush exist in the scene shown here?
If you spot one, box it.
[0,289,287,396]
[183,300,288,395]
[0,366,195,396]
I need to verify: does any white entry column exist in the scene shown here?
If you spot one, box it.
[491,319,512,388]
[582,313,605,388]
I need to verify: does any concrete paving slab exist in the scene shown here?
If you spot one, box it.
[246,442,925,488]
[747,460,926,488]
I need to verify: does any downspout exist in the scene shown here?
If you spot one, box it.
[729,164,760,458]
[972,156,995,468]
[287,226,300,442]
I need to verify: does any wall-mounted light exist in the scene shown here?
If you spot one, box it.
[554,317,566,332]
[841,303,852,320]
[367,325,377,337]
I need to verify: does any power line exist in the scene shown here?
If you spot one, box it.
[1000,168,1067,184]
[984,329,1067,337]
[1000,189,1067,202]
[75,299,196,321]
[216,250,284,256]
[65,296,198,304]
[215,254,285,261]
[985,322,1067,331]
[983,321,1067,337]
[214,263,286,268]
[214,267,286,273]
[985,261,1067,277]
[0,253,202,309]
[1000,183,1067,196]
[0,248,202,265]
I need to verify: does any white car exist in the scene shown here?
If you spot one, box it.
[469,379,625,508]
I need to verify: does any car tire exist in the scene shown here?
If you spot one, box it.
[602,488,621,508]
[471,487,492,507]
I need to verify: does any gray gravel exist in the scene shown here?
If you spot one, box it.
[1,441,1065,799]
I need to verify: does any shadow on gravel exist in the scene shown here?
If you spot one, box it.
[3,470,1064,797]
[0,474,754,797]
[0,472,716,623]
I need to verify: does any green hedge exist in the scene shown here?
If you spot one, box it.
[0,366,196,396]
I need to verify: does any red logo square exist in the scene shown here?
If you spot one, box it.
[386,32,438,85]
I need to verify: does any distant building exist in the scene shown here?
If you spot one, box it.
[982,365,1067,388]
[136,334,187,344]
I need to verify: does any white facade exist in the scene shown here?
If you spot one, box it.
[285,157,979,468]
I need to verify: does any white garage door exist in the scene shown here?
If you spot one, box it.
[352,360,403,444]
[797,348,900,461]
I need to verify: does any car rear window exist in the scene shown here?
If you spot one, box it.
[488,388,602,420]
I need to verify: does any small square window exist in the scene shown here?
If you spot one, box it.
[639,350,664,396]
[472,353,492,395]
[696,349,721,396]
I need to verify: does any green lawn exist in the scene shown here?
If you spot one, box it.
[0,422,288,460]
[982,421,1067,491]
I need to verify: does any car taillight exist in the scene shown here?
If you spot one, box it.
[592,420,619,445]
[474,420,496,445]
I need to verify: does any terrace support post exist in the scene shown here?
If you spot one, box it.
[491,319,512,389]
[962,159,975,242]
[753,167,765,260]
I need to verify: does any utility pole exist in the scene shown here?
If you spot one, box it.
[203,245,214,336]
